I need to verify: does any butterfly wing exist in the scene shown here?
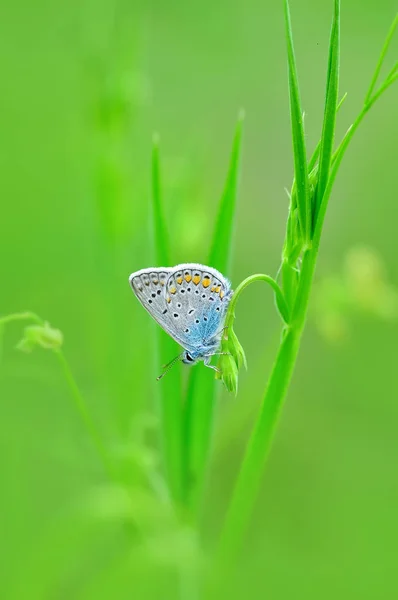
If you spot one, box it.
[129,266,198,351]
[164,263,233,356]
[129,264,233,357]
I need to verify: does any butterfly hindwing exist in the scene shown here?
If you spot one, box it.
[164,264,232,352]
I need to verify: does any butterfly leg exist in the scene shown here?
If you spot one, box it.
[203,355,221,374]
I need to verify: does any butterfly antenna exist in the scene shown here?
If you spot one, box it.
[157,353,183,381]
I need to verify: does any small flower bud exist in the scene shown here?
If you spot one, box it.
[216,315,247,394]
[17,321,63,353]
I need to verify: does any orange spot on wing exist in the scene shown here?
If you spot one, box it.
[170,287,177,294]
[215,286,221,293]
[167,296,171,303]
[176,276,183,285]
[193,275,201,285]
[184,274,192,283]
[202,277,211,288]
[220,289,225,299]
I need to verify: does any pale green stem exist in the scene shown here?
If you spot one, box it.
[225,273,290,327]
[55,350,116,481]
[0,312,115,481]
[0,312,43,327]
[215,248,316,566]
[364,13,398,104]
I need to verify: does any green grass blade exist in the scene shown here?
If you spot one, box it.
[152,134,170,265]
[314,71,398,246]
[184,114,244,514]
[208,110,245,272]
[308,91,347,172]
[313,0,340,222]
[284,0,311,245]
[364,13,398,104]
[151,137,183,505]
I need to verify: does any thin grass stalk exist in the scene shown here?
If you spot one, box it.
[0,312,115,479]
[364,13,398,104]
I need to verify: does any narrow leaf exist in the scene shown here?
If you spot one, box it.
[313,0,340,222]
[208,110,245,272]
[152,134,170,264]
[184,114,244,513]
[308,91,347,172]
[151,136,183,504]
[364,13,398,104]
[284,0,311,245]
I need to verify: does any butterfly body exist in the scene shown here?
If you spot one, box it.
[129,263,232,373]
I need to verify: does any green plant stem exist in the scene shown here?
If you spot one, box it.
[314,73,398,238]
[226,274,290,326]
[215,248,316,565]
[55,350,116,481]
[364,13,398,104]
[0,312,115,481]
[0,311,43,327]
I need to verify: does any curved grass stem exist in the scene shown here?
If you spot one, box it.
[215,248,316,566]
[0,311,115,481]
[226,273,290,326]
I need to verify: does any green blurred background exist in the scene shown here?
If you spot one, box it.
[1,0,397,598]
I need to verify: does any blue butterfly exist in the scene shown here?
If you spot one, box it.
[129,263,233,379]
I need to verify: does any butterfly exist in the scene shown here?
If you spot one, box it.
[129,263,233,379]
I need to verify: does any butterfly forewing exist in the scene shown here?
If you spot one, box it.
[129,267,195,349]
